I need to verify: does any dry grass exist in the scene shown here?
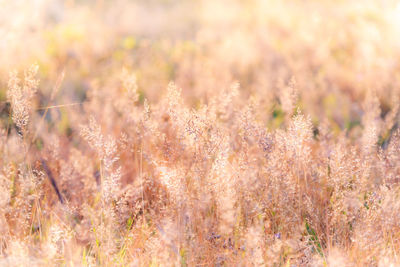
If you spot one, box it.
[1,0,400,266]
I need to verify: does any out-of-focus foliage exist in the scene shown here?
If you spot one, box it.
[1,0,400,266]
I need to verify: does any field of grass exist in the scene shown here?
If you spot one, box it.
[1,0,400,266]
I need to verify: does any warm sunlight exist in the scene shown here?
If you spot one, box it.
[1,0,400,266]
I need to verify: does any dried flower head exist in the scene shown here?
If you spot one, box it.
[7,64,39,136]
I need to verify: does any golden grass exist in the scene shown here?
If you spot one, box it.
[1,0,400,266]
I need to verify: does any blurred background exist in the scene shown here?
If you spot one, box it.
[1,0,400,132]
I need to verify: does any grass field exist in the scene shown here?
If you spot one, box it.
[1,0,400,266]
